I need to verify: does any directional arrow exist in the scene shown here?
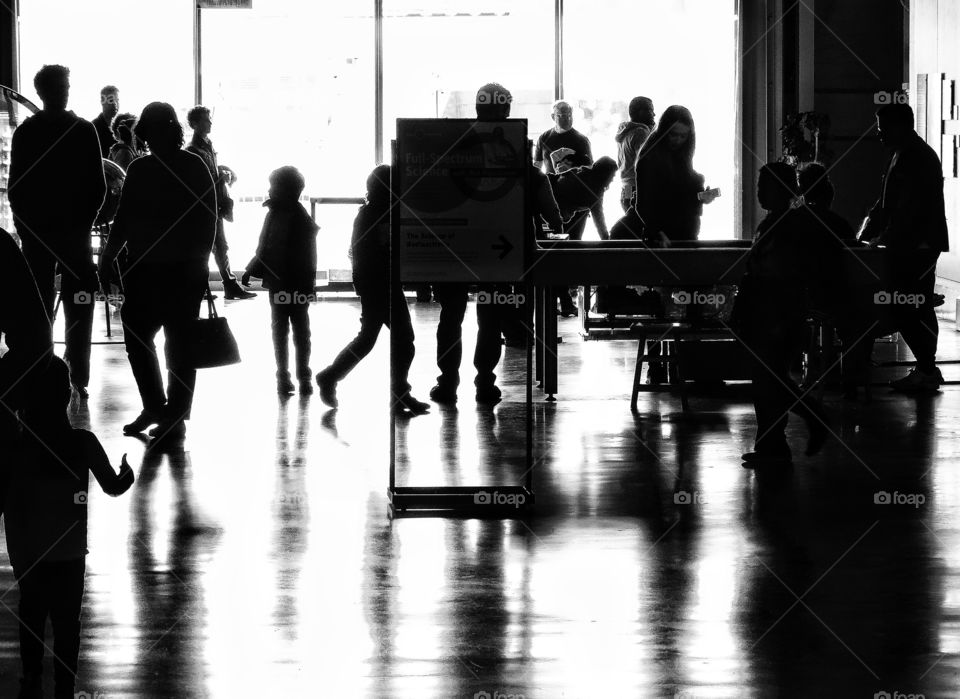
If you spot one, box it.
[491,235,514,260]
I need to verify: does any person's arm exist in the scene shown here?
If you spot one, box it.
[79,121,107,227]
[6,124,28,217]
[535,171,563,233]
[581,134,593,166]
[83,433,134,497]
[590,197,609,240]
[98,159,141,276]
[532,136,546,171]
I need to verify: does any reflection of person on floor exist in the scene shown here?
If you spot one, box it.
[860,103,948,394]
[8,64,106,397]
[737,162,835,469]
[242,166,318,396]
[3,356,133,699]
[185,106,255,300]
[615,96,655,212]
[314,165,430,414]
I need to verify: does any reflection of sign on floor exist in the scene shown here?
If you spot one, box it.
[396,118,527,282]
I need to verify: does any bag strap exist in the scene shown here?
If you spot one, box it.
[205,284,218,319]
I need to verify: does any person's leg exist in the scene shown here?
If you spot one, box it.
[212,217,236,284]
[19,240,57,320]
[563,210,590,241]
[163,279,204,424]
[432,283,468,391]
[269,293,291,384]
[386,283,416,398]
[290,300,312,384]
[119,277,166,416]
[894,250,940,374]
[474,285,504,397]
[60,262,96,392]
[323,285,385,383]
[16,564,51,689]
[48,558,85,699]
[748,328,794,458]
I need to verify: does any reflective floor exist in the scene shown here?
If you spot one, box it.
[1,294,959,698]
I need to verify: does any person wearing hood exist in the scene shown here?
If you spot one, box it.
[8,64,106,398]
[615,96,655,211]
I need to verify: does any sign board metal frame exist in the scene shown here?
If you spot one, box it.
[388,120,534,516]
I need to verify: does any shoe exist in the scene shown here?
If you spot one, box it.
[72,383,89,399]
[315,369,339,408]
[558,304,578,318]
[224,283,256,300]
[890,368,942,393]
[394,393,430,414]
[149,419,186,440]
[299,380,314,395]
[277,377,295,395]
[475,384,502,405]
[429,384,458,405]
[123,410,162,435]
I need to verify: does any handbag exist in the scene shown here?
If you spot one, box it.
[188,285,241,369]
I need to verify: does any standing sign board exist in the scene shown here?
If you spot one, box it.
[395,118,527,283]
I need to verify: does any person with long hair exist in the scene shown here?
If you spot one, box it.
[107,111,143,171]
[98,102,218,445]
[632,105,719,244]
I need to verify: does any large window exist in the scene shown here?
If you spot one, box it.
[382,1,555,156]
[564,0,738,239]
[17,1,739,255]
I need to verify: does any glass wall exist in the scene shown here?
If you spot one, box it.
[382,1,555,156]
[18,0,193,126]
[200,2,375,272]
[564,0,738,239]
[17,1,739,258]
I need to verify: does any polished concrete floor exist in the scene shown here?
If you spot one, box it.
[1,293,959,697]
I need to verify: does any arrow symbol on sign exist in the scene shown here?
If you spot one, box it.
[492,235,514,260]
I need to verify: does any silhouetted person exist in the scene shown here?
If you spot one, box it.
[633,105,719,244]
[99,102,217,445]
[185,106,255,300]
[534,100,599,314]
[314,165,429,414]
[430,82,562,406]
[548,156,617,236]
[107,111,142,171]
[737,162,834,468]
[8,64,106,397]
[242,166,319,396]
[4,356,133,699]
[616,96,655,211]
[91,85,118,157]
[797,162,855,240]
[0,228,52,445]
[860,103,948,393]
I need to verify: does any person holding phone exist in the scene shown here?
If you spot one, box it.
[633,105,718,245]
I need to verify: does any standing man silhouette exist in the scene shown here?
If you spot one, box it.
[8,65,105,398]
[91,85,119,157]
